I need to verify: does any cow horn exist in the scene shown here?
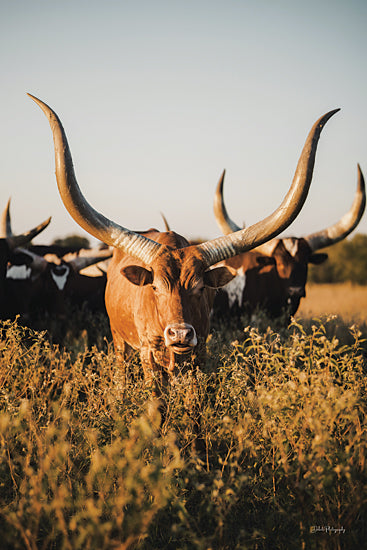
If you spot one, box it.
[199,110,340,266]
[28,94,163,265]
[0,197,51,250]
[161,212,171,231]
[0,198,12,238]
[65,254,112,272]
[304,164,366,250]
[213,171,241,234]
[215,157,365,255]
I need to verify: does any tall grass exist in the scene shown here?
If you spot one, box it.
[1,312,367,549]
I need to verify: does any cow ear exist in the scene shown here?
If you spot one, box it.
[121,265,154,286]
[204,266,237,288]
[309,253,328,265]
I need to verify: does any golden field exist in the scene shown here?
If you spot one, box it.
[2,285,367,549]
[296,282,367,323]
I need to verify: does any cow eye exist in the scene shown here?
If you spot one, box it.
[192,285,205,295]
[151,285,157,292]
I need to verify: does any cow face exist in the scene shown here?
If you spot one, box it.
[119,243,235,358]
[272,238,328,315]
[35,258,107,317]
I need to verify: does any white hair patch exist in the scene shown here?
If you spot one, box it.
[221,267,246,308]
[7,265,32,280]
[282,238,300,257]
[51,266,70,290]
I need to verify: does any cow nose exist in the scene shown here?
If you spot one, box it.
[164,323,197,349]
[288,286,305,298]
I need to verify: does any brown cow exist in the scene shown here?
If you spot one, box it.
[213,161,365,321]
[29,93,338,387]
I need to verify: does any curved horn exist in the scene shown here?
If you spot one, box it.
[1,198,51,250]
[198,109,340,266]
[17,248,49,273]
[28,94,163,265]
[160,212,171,232]
[6,221,52,250]
[67,256,108,272]
[305,164,366,250]
[65,252,112,272]
[0,198,12,238]
[213,171,241,234]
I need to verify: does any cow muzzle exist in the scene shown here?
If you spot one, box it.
[288,286,306,299]
[287,286,305,315]
[164,323,197,354]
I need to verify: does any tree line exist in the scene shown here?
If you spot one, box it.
[308,233,367,284]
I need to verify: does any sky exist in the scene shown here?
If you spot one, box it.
[1,0,367,246]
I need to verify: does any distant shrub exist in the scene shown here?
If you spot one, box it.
[309,233,367,285]
[52,234,91,249]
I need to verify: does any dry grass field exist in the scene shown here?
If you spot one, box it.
[2,286,367,549]
[296,282,367,324]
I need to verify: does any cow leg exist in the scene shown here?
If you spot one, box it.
[139,348,158,387]
[185,368,205,451]
[140,347,171,429]
[183,339,207,452]
[110,328,134,389]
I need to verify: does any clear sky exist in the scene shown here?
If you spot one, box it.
[1,0,367,246]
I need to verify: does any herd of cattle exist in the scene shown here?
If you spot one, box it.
[0,95,365,386]
[0,199,111,324]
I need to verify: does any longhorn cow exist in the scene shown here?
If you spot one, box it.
[29,93,338,387]
[213,160,365,321]
[0,208,51,320]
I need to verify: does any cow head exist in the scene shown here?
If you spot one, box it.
[29,93,339,376]
[121,240,234,354]
[0,200,51,269]
[258,237,328,315]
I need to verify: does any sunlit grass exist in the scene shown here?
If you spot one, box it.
[1,309,367,549]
